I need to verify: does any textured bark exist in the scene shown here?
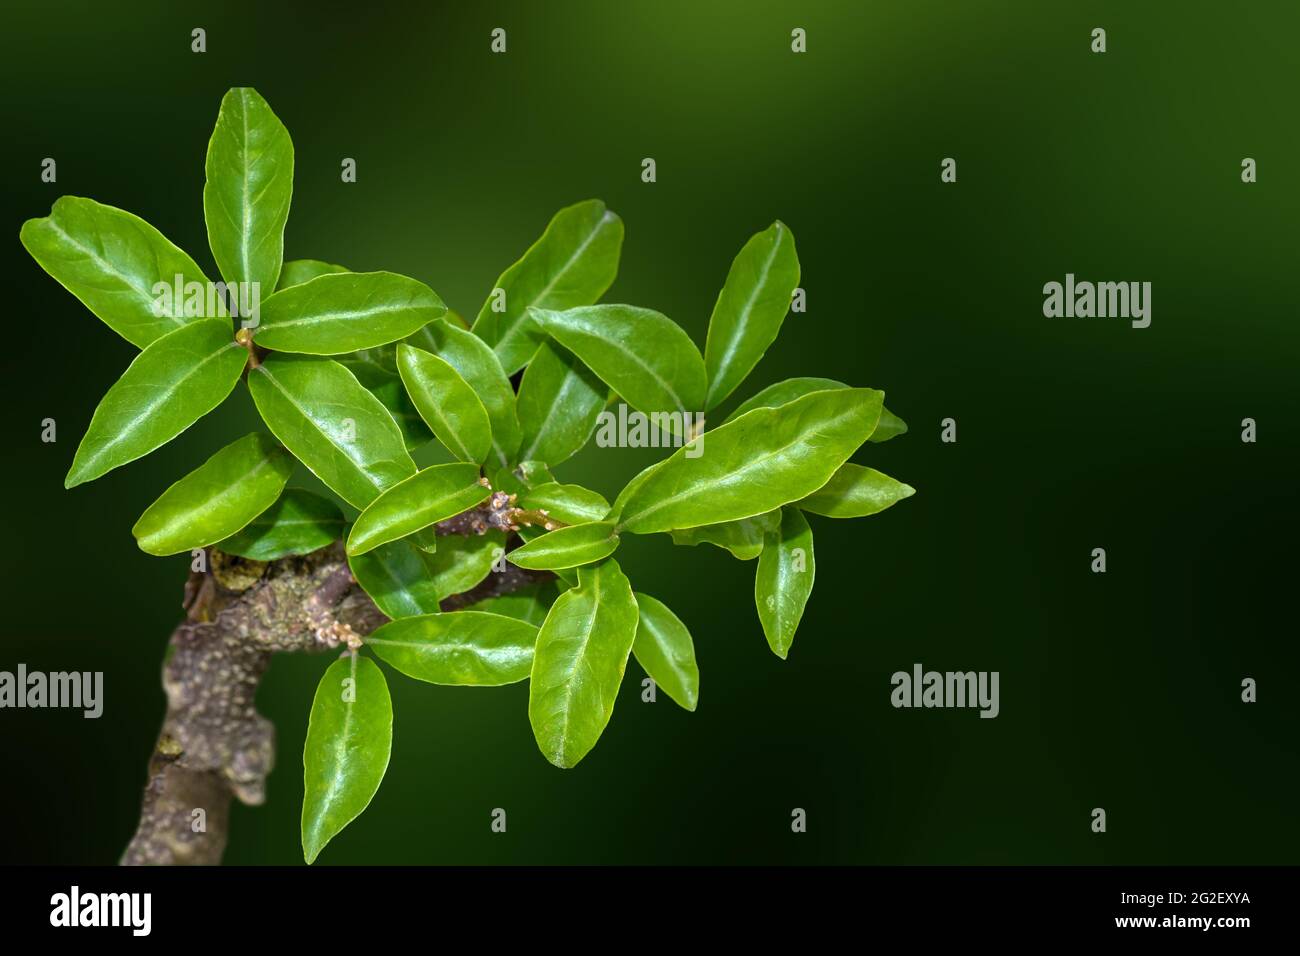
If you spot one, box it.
[122,494,553,866]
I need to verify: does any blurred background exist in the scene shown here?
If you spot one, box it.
[1,0,1296,864]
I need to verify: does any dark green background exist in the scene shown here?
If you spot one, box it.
[2,0,1296,864]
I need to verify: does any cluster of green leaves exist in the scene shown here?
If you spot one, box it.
[22,88,914,864]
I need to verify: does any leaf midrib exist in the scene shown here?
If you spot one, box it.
[315,655,358,833]
[45,218,187,331]
[707,227,783,404]
[79,339,240,474]
[520,362,587,462]
[256,364,390,503]
[264,301,422,333]
[146,450,280,537]
[492,212,613,356]
[562,319,690,418]
[550,573,602,766]
[621,402,862,530]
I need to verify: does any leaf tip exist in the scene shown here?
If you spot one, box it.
[302,840,321,865]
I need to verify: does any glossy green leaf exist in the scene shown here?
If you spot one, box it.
[339,359,433,451]
[417,321,521,467]
[669,510,780,561]
[528,559,639,768]
[798,464,915,518]
[20,196,211,348]
[755,507,815,659]
[217,489,345,560]
[515,341,607,465]
[132,433,293,556]
[871,406,909,443]
[508,521,619,571]
[632,593,699,711]
[531,305,706,424]
[474,582,558,625]
[517,525,578,588]
[248,354,416,508]
[347,342,398,374]
[726,376,906,442]
[256,272,445,354]
[607,459,666,525]
[66,319,247,488]
[472,199,624,373]
[349,540,443,618]
[367,612,537,686]
[347,464,490,556]
[422,531,507,602]
[301,654,391,865]
[616,388,883,534]
[725,377,846,424]
[395,344,492,463]
[277,258,348,291]
[493,461,556,499]
[703,221,801,410]
[204,87,293,292]
[519,482,611,524]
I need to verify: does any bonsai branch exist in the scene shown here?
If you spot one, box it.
[121,505,552,866]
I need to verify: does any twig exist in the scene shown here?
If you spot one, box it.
[121,501,552,865]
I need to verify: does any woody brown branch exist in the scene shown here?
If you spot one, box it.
[121,497,552,866]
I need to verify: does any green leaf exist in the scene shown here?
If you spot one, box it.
[217,489,345,560]
[755,507,815,659]
[366,612,537,686]
[508,521,619,571]
[204,87,293,292]
[347,464,490,556]
[132,433,293,556]
[248,354,416,508]
[66,319,247,488]
[256,272,445,354]
[339,359,433,451]
[519,482,611,524]
[348,540,443,618]
[417,321,521,467]
[703,221,801,410]
[302,654,392,865]
[669,510,780,561]
[871,406,908,443]
[632,593,699,711]
[472,200,624,374]
[798,464,915,518]
[616,388,883,534]
[422,531,507,602]
[395,344,492,463]
[531,305,706,425]
[517,525,578,588]
[277,258,349,291]
[725,377,845,424]
[528,559,639,768]
[515,341,608,465]
[726,377,906,442]
[474,582,557,625]
[607,459,666,525]
[20,196,211,348]
[493,461,555,498]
